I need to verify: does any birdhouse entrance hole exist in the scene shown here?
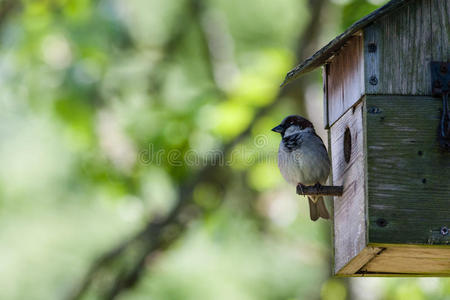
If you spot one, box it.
[344,127,351,163]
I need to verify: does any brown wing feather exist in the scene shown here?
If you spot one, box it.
[308,197,319,221]
[316,197,330,219]
[308,196,329,221]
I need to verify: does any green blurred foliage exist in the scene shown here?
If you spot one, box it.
[339,0,388,29]
[321,279,347,300]
[0,0,448,299]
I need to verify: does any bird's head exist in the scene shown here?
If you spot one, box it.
[271,115,314,137]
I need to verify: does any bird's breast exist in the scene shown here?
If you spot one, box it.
[278,134,330,185]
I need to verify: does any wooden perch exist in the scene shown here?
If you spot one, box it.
[296,184,343,196]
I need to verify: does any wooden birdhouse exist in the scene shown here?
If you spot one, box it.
[282,0,450,276]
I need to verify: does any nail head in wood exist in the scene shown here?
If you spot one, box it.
[367,106,382,114]
[368,43,377,53]
[369,75,378,85]
[376,218,388,227]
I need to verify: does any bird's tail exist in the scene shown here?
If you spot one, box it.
[308,196,330,221]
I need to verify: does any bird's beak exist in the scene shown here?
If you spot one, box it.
[271,125,283,133]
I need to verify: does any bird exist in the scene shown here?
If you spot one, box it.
[272,115,331,221]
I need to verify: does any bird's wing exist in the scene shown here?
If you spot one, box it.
[308,197,319,221]
[312,132,328,153]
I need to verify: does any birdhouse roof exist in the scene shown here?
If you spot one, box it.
[280,0,410,87]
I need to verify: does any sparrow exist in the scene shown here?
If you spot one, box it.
[272,115,331,221]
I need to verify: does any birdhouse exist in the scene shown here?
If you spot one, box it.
[282,0,450,276]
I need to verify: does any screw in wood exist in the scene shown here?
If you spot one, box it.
[440,63,448,74]
[376,218,388,227]
[441,226,449,236]
[417,150,423,156]
[367,107,381,114]
[368,43,377,53]
[369,75,378,85]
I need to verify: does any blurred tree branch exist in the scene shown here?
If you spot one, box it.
[0,0,19,27]
[69,0,328,299]
[148,0,226,96]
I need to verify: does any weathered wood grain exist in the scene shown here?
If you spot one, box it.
[364,21,381,95]
[281,0,410,86]
[336,246,384,275]
[363,0,437,95]
[431,0,450,61]
[330,100,367,274]
[366,95,450,245]
[361,246,450,274]
[326,35,365,126]
[323,64,330,128]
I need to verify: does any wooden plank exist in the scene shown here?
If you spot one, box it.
[330,100,367,273]
[338,273,450,277]
[363,256,450,274]
[323,64,330,129]
[327,35,365,126]
[363,0,434,95]
[364,0,438,95]
[373,246,450,259]
[327,51,344,125]
[431,0,450,61]
[361,246,450,274]
[336,246,384,275]
[328,126,336,274]
[366,95,450,245]
[363,22,381,95]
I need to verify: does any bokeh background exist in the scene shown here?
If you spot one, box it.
[0,0,449,299]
